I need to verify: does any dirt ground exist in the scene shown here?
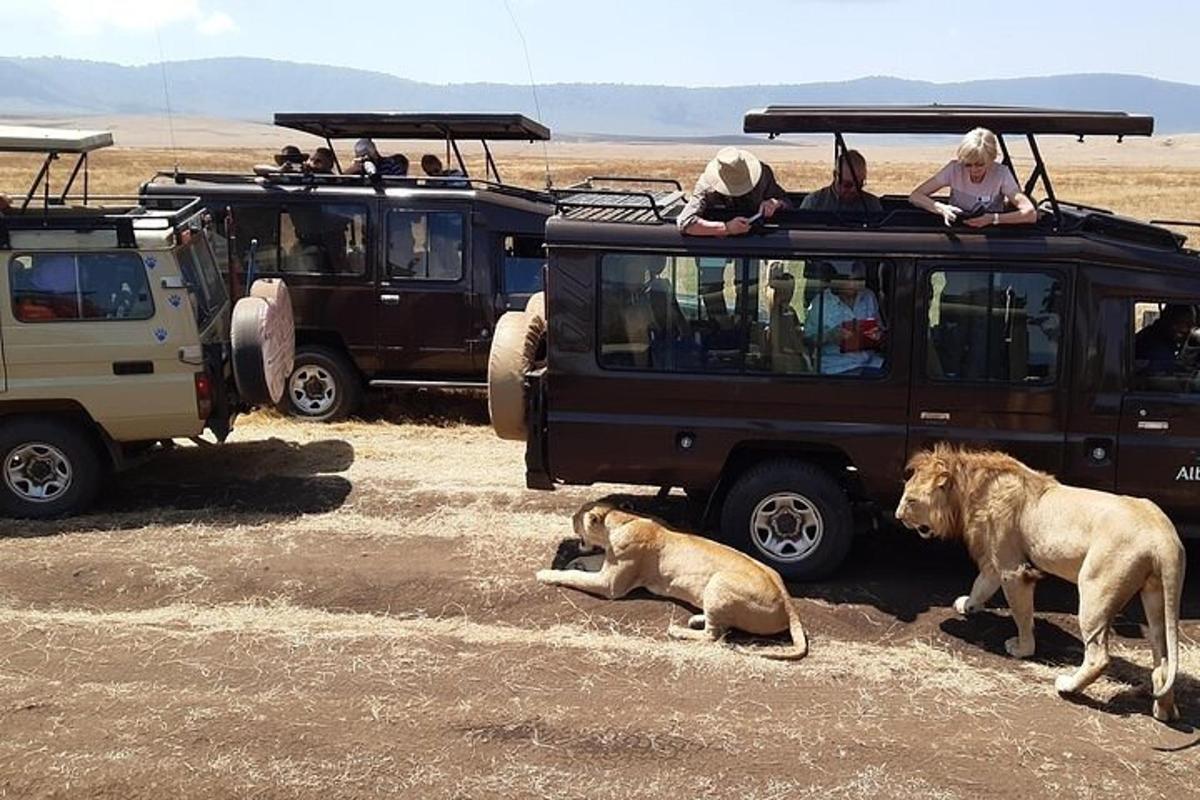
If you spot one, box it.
[0,392,1197,800]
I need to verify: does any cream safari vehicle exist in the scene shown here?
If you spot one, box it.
[0,126,293,517]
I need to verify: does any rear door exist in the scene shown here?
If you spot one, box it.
[376,205,476,378]
[1117,296,1200,527]
[907,261,1072,472]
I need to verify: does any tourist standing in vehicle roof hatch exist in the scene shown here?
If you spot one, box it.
[678,147,791,237]
[909,127,1037,228]
[800,150,882,214]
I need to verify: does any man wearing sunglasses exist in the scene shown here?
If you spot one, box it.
[800,150,882,214]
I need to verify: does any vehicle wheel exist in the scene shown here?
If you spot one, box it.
[719,460,853,581]
[231,279,295,406]
[0,417,102,518]
[488,310,546,440]
[281,345,362,422]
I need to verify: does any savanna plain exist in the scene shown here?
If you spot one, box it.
[1,137,1199,799]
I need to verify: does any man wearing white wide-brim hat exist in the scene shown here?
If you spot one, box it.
[678,147,791,236]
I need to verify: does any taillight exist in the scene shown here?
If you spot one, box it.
[194,372,213,420]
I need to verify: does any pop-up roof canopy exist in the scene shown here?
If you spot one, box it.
[274,112,550,142]
[0,125,114,210]
[742,105,1156,223]
[272,112,550,182]
[743,105,1154,137]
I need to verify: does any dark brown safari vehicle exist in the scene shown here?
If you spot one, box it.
[499,106,1200,580]
[143,113,556,420]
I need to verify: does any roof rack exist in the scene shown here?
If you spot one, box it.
[0,196,205,250]
[0,124,116,212]
[148,170,556,206]
[553,177,685,224]
[272,112,550,184]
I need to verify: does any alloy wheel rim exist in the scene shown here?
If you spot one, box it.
[749,492,824,563]
[4,442,73,503]
[290,365,337,415]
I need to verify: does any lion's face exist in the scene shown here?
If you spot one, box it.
[571,502,614,551]
[896,452,952,539]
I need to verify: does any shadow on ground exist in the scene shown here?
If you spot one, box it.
[4,438,355,538]
[356,387,488,426]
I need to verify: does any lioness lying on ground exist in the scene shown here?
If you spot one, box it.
[896,444,1185,721]
[537,498,808,660]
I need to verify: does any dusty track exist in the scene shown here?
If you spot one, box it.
[0,394,1197,799]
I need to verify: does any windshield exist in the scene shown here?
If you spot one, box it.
[174,227,229,329]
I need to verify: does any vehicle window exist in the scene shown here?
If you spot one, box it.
[1130,300,1200,393]
[598,254,742,371]
[280,204,368,275]
[925,269,1062,384]
[175,234,229,328]
[745,258,892,376]
[388,210,465,281]
[10,253,154,323]
[503,234,544,294]
[216,205,279,274]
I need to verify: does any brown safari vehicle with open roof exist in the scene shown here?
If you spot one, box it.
[491,105,1200,580]
[143,113,562,420]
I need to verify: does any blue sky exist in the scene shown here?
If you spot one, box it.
[4,0,1195,87]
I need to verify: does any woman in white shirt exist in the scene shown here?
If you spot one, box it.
[909,127,1037,228]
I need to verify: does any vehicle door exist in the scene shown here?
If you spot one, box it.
[376,204,475,377]
[907,261,1072,472]
[1116,294,1200,527]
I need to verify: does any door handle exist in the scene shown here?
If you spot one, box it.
[380,293,400,305]
[1137,420,1170,431]
[920,411,951,422]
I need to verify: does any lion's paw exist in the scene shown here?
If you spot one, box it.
[535,569,556,585]
[1054,674,1076,695]
[1005,637,1035,659]
[953,595,976,616]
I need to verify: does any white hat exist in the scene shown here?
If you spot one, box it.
[354,138,379,158]
[702,147,763,197]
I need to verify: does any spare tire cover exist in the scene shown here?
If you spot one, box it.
[231,279,295,406]
[488,310,545,441]
[524,291,545,324]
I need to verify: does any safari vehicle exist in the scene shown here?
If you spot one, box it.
[494,105,1200,580]
[0,126,293,518]
[142,113,559,421]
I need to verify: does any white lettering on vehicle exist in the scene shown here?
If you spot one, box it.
[1175,466,1200,481]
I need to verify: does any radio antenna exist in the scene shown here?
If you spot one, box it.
[155,29,180,174]
[501,0,552,189]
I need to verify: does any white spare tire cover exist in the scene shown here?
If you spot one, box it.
[524,291,545,324]
[232,278,295,406]
[488,310,545,441]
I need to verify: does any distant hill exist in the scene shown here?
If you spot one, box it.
[3,57,1199,136]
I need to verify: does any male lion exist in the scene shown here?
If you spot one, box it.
[896,444,1185,721]
[536,498,808,660]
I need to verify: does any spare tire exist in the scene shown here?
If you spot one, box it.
[524,291,545,324]
[231,278,295,406]
[488,310,545,441]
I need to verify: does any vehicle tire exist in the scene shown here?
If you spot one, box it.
[280,345,362,422]
[0,417,102,519]
[488,310,546,441]
[719,460,853,581]
[231,278,295,406]
[524,291,546,324]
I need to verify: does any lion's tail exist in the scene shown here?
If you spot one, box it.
[1154,543,1185,699]
[744,602,809,661]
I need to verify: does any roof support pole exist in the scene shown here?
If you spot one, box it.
[59,153,88,204]
[482,139,500,183]
[325,136,343,174]
[450,137,469,178]
[1025,133,1060,224]
[21,153,56,212]
[996,134,1020,186]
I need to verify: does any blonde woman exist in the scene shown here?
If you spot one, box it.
[909,128,1037,228]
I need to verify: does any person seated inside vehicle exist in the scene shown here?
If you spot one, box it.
[804,260,885,375]
[345,138,408,177]
[909,127,1037,228]
[14,255,79,321]
[643,259,692,352]
[304,147,336,175]
[678,147,791,237]
[1135,304,1196,376]
[799,150,882,215]
[766,266,810,373]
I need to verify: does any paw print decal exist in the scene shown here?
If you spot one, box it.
[145,257,157,270]
[168,294,183,309]
[153,327,168,343]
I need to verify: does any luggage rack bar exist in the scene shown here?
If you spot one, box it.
[0,195,205,249]
[151,171,554,204]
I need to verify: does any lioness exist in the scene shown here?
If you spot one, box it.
[896,444,1185,721]
[536,499,808,659]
